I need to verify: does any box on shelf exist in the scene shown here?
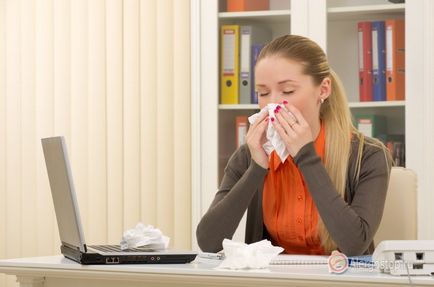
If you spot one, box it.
[355,114,387,140]
[226,0,269,12]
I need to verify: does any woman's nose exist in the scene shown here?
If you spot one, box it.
[269,92,282,104]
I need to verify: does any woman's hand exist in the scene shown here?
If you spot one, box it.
[246,110,269,169]
[271,104,313,157]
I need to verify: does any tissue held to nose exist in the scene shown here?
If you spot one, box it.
[248,103,294,162]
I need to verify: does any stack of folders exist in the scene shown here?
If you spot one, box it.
[220,24,271,105]
[358,19,405,102]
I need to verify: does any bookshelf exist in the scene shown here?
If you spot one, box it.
[191,0,434,248]
[327,1,406,163]
[218,1,291,183]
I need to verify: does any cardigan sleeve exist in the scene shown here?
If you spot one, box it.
[196,145,268,253]
[293,140,392,256]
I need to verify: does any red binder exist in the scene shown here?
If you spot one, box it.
[358,22,373,102]
[385,19,405,101]
[235,116,248,148]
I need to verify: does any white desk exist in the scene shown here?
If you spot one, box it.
[1,255,434,287]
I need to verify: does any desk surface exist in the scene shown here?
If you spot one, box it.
[1,255,434,287]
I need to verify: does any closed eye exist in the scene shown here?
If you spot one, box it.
[256,91,270,97]
[283,90,295,95]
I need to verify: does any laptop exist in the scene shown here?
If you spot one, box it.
[41,136,197,265]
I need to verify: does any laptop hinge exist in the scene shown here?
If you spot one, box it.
[62,241,87,253]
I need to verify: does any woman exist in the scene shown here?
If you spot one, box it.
[196,35,392,256]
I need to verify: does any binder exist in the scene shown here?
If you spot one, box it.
[235,116,248,148]
[239,26,270,104]
[371,21,386,101]
[226,0,269,12]
[385,19,405,101]
[358,22,373,102]
[221,25,240,104]
[251,44,265,104]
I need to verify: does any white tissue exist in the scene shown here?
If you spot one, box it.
[120,223,170,251]
[217,239,284,270]
[248,103,290,162]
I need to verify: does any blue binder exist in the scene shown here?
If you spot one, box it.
[371,21,386,101]
[250,44,264,104]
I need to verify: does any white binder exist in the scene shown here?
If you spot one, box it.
[239,25,271,104]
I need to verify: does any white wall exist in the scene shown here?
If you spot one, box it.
[0,1,192,286]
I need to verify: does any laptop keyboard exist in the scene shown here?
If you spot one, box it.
[89,245,154,252]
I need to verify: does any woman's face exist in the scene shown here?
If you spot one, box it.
[255,56,329,125]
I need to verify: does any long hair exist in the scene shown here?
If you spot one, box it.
[256,35,389,253]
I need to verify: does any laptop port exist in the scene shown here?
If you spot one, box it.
[106,257,120,264]
[416,252,424,260]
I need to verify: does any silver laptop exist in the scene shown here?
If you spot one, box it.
[41,136,197,264]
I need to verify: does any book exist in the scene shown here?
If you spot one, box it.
[387,141,405,167]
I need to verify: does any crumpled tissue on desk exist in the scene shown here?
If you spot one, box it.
[216,239,284,270]
[120,223,169,251]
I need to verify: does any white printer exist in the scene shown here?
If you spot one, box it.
[373,240,434,276]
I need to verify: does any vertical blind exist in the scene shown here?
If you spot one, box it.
[0,0,191,286]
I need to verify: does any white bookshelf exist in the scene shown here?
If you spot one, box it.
[191,0,434,249]
[219,101,405,110]
[328,4,405,20]
[348,100,405,108]
[219,9,291,21]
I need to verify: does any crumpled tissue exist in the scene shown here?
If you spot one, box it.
[120,223,170,251]
[248,103,294,163]
[217,239,284,270]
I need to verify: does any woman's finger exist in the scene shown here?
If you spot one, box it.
[275,107,297,129]
[287,105,308,127]
[271,116,291,143]
[274,111,296,137]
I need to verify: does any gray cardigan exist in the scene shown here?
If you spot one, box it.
[196,137,392,256]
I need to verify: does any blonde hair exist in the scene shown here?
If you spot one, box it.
[257,35,389,253]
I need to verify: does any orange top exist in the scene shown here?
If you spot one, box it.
[263,123,326,255]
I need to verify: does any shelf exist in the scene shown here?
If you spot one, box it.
[348,101,405,108]
[219,101,404,110]
[328,4,405,21]
[219,10,291,23]
[219,104,259,110]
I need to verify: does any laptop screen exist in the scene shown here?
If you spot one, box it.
[42,136,87,253]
